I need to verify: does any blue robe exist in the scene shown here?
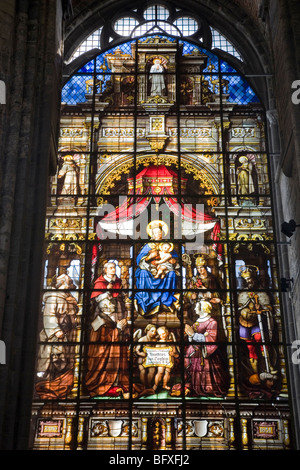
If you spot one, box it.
[135,243,178,316]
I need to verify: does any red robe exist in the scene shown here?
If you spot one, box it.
[85,322,131,397]
[184,317,230,397]
[90,274,122,299]
[85,275,142,397]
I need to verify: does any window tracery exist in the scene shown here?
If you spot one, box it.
[68,3,242,64]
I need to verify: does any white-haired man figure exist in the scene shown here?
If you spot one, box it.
[35,273,79,399]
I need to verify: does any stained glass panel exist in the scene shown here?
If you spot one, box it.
[30,33,292,451]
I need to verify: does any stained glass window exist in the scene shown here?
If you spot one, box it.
[30,25,292,451]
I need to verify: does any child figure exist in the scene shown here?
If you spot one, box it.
[145,242,176,279]
[153,326,178,391]
[135,324,158,388]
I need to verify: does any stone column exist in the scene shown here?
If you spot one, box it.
[0,0,70,450]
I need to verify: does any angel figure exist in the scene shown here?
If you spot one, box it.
[134,324,158,388]
[153,326,179,392]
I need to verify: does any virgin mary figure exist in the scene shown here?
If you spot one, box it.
[134,220,179,317]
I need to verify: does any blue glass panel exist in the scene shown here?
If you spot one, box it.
[180,41,219,72]
[220,60,238,73]
[95,40,136,72]
[223,75,259,104]
[61,75,93,104]
[77,60,95,73]
[64,39,259,105]
[202,74,220,94]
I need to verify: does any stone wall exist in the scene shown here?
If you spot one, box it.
[267,0,300,446]
[232,0,261,20]
[0,0,66,449]
[0,1,16,314]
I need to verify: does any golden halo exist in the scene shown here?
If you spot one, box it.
[159,241,174,252]
[239,156,248,164]
[146,220,169,237]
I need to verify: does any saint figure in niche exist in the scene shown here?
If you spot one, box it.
[236,155,255,196]
[237,265,280,398]
[57,155,79,197]
[149,58,166,96]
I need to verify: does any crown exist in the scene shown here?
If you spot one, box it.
[146,220,168,237]
[240,265,259,279]
[195,255,207,267]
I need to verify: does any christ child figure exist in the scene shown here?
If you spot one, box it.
[145,242,176,279]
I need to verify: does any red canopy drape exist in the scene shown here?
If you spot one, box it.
[95,165,221,254]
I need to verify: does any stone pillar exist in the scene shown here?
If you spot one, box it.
[0,0,69,449]
[265,1,300,449]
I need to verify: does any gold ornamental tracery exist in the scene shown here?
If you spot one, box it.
[96,153,220,202]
